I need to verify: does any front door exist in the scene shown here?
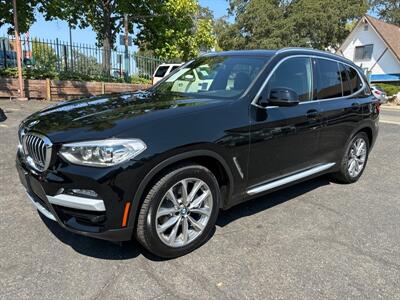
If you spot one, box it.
[247,56,322,189]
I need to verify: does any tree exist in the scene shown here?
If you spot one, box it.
[38,0,148,75]
[31,38,58,71]
[0,0,37,34]
[371,0,400,26]
[216,0,368,51]
[136,0,216,61]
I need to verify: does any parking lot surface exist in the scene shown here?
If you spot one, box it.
[1,100,399,299]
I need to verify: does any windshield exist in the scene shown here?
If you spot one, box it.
[152,55,271,99]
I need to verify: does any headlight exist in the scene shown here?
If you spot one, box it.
[59,139,147,167]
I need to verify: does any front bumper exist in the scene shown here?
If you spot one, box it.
[15,150,145,242]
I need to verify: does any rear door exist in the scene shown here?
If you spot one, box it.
[247,56,322,188]
[315,58,368,163]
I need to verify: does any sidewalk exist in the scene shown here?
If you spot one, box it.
[381,104,400,110]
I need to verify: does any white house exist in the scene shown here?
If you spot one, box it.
[337,15,400,83]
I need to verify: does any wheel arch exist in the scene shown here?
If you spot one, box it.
[127,150,234,230]
[356,126,373,149]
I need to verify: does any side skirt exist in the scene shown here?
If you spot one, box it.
[246,163,336,196]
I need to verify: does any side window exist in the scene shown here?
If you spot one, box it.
[316,59,342,99]
[266,57,313,102]
[154,66,169,78]
[339,63,352,96]
[346,66,364,93]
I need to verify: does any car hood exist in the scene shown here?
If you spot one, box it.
[21,91,228,143]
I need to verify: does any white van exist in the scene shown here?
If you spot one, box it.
[152,63,183,85]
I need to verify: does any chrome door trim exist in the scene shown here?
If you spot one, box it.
[246,163,336,196]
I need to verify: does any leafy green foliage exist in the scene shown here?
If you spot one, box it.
[0,67,125,82]
[130,75,151,84]
[38,0,146,74]
[371,0,400,26]
[136,0,216,61]
[0,0,37,34]
[377,82,400,96]
[216,0,368,50]
[31,39,58,72]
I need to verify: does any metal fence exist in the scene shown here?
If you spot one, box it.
[0,36,164,82]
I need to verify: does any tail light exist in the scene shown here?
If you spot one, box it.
[375,102,381,113]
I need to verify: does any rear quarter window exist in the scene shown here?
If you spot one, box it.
[346,65,364,93]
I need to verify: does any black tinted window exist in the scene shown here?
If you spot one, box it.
[171,66,180,72]
[154,66,169,77]
[316,59,342,99]
[266,57,313,102]
[346,66,363,93]
[339,63,352,96]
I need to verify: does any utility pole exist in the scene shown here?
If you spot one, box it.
[124,14,130,83]
[12,0,27,100]
[69,22,73,71]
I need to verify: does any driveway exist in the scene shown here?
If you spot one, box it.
[1,101,399,299]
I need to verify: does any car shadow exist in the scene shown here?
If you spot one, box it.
[40,176,331,261]
[216,176,331,227]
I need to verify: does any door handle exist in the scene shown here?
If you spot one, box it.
[306,109,319,119]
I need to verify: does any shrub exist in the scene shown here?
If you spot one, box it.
[130,75,152,84]
[374,82,400,96]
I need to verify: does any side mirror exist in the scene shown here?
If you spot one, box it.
[266,88,300,107]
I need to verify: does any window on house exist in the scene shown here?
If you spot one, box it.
[354,45,373,61]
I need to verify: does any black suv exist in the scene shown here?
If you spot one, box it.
[16,48,379,258]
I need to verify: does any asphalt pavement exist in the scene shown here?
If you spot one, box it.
[0,100,399,299]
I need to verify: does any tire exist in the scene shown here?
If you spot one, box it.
[136,163,220,258]
[331,132,369,184]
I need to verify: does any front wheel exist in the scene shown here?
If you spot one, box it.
[136,164,220,258]
[331,132,369,184]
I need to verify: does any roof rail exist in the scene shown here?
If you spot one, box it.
[276,47,355,64]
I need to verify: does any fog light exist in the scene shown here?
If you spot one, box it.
[69,189,99,199]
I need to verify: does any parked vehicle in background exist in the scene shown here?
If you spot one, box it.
[371,85,388,103]
[16,48,379,258]
[0,50,17,68]
[152,63,182,85]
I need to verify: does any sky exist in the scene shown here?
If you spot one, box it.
[0,0,230,50]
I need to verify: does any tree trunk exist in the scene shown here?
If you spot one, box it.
[102,1,112,77]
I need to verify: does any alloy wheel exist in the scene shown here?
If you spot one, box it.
[155,178,213,247]
[347,137,367,178]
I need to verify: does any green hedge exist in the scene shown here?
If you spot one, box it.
[0,67,151,85]
[374,82,400,96]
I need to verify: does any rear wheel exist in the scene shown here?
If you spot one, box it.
[331,132,369,184]
[136,164,220,258]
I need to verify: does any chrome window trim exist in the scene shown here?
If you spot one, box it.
[251,54,368,109]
